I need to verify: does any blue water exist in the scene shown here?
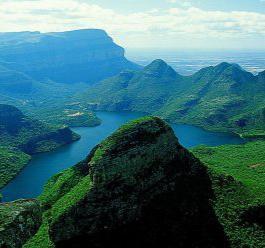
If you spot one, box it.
[1,111,244,202]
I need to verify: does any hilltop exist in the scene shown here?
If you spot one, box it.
[79,60,265,137]
[21,117,227,248]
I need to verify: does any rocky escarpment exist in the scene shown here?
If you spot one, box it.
[0,29,139,84]
[0,199,42,248]
[28,116,228,248]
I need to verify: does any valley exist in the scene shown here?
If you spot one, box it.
[0,111,244,202]
[0,27,264,248]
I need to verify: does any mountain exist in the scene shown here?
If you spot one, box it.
[81,59,183,113]
[0,104,79,154]
[79,60,265,137]
[23,117,227,248]
[0,29,140,84]
[2,117,265,247]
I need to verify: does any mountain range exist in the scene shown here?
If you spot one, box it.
[0,29,141,127]
[0,29,139,85]
[79,59,265,137]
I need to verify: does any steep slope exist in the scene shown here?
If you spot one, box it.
[82,59,183,112]
[0,199,42,248]
[0,29,139,84]
[0,104,79,154]
[79,60,265,136]
[159,63,258,129]
[25,117,227,248]
[193,141,265,247]
[0,147,30,188]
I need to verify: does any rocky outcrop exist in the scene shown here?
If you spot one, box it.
[0,29,139,84]
[0,199,42,248]
[35,116,228,247]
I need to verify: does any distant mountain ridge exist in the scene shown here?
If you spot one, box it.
[79,59,265,137]
[0,29,140,84]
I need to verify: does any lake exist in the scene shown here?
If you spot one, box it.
[1,111,244,202]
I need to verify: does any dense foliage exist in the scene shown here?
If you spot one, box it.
[79,60,265,138]
[0,147,30,188]
[193,141,265,247]
[0,104,79,190]
[24,117,227,248]
[0,199,42,247]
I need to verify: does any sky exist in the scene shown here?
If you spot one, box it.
[0,0,264,50]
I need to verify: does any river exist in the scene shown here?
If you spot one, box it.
[1,111,244,202]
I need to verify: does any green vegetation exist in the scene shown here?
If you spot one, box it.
[0,104,80,190]
[0,147,31,188]
[79,60,265,137]
[24,117,226,248]
[193,141,265,247]
[27,103,101,128]
[0,76,101,128]
[0,104,80,154]
[0,199,42,248]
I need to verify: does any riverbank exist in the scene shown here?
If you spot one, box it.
[0,111,245,202]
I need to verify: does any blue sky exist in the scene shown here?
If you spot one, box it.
[0,0,264,50]
[84,0,265,14]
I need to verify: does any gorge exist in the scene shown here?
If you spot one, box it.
[1,111,244,202]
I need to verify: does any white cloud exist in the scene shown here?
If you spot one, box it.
[0,0,264,49]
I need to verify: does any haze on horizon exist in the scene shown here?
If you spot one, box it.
[0,0,265,50]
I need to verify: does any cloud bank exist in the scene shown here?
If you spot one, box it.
[0,0,264,49]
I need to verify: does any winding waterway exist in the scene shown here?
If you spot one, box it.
[1,111,244,202]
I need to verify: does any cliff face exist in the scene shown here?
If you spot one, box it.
[29,117,227,248]
[0,29,139,84]
[0,199,42,248]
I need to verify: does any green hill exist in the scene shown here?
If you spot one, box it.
[0,147,30,189]
[23,117,227,248]
[79,60,265,137]
[0,104,79,154]
[0,104,79,188]
[0,117,264,247]
[192,141,265,247]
